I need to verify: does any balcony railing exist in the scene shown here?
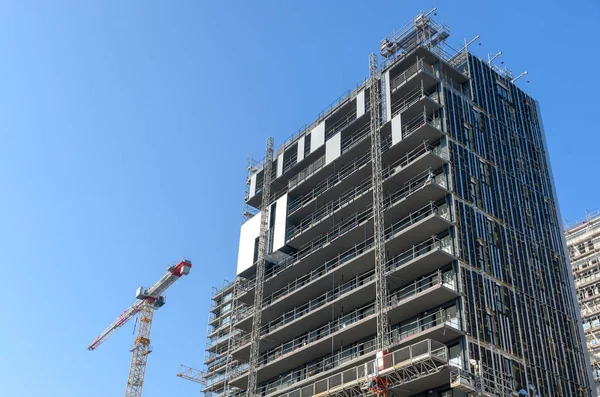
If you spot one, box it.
[287,143,446,243]
[340,121,371,153]
[288,151,371,214]
[386,235,453,274]
[288,155,327,191]
[401,112,442,140]
[325,109,358,141]
[262,239,375,308]
[576,270,600,288]
[306,339,447,397]
[257,337,447,397]
[389,308,460,348]
[388,269,455,309]
[384,202,449,241]
[390,58,436,93]
[256,336,378,396]
[390,84,440,119]
[382,142,446,180]
[237,199,449,317]
[286,177,372,241]
[257,303,375,370]
[236,271,457,375]
[260,270,376,336]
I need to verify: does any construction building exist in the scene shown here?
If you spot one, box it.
[566,211,600,395]
[202,10,594,397]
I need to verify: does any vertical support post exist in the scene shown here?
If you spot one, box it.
[223,279,239,395]
[125,299,155,397]
[369,53,390,351]
[247,137,274,397]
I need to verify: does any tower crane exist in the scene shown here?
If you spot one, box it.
[88,259,192,397]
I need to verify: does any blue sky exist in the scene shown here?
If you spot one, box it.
[0,1,598,396]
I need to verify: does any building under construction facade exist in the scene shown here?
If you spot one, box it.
[202,10,594,397]
[566,212,600,395]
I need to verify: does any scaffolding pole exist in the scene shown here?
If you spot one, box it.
[222,278,240,396]
[247,137,274,397]
[369,53,390,351]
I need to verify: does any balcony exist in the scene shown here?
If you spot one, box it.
[382,143,448,194]
[286,177,372,246]
[388,307,463,349]
[287,124,371,198]
[386,112,444,161]
[263,339,448,397]
[287,151,371,218]
[576,269,600,289]
[257,240,377,325]
[390,58,439,98]
[255,304,377,383]
[287,145,448,249]
[231,270,376,359]
[386,235,455,282]
[236,198,451,316]
[391,84,441,122]
[387,269,458,325]
[252,336,379,396]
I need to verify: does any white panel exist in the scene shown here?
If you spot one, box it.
[356,90,365,118]
[325,132,341,165]
[384,70,392,121]
[272,194,288,252]
[276,153,284,178]
[236,213,261,275]
[310,122,325,152]
[297,137,305,162]
[249,174,257,197]
[391,113,402,146]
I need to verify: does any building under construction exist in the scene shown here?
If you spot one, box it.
[202,10,594,397]
[566,211,600,395]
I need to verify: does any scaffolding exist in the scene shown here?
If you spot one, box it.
[369,52,390,352]
[247,137,274,397]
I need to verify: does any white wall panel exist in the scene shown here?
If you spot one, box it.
[276,153,284,178]
[272,194,288,252]
[297,136,305,162]
[384,70,392,121]
[249,174,257,197]
[325,132,341,165]
[310,122,325,152]
[391,113,402,146]
[357,90,365,118]
[236,213,261,275]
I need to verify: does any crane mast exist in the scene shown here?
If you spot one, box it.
[88,259,192,397]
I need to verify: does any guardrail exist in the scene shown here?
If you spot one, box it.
[262,338,447,397]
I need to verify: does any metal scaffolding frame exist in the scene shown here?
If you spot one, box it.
[369,52,390,352]
[247,137,275,397]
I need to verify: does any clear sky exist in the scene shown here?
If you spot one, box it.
[1,1,598,396]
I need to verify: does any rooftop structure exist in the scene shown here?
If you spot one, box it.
[204,9,595,397]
